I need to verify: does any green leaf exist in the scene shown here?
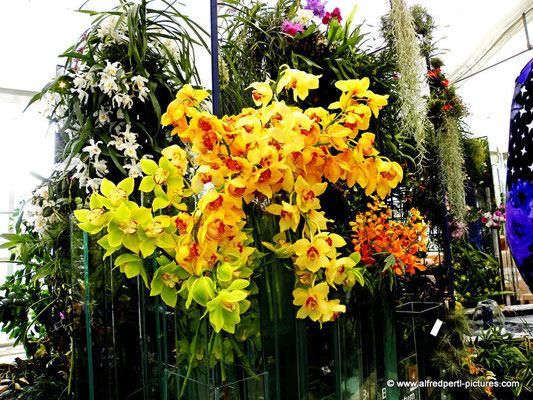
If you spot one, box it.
[383,253,396,273]
[107,147,128,177]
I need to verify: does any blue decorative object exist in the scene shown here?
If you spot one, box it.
[506,58,533,292]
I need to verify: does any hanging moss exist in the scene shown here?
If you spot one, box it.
[441,116,466,221]
[389,0,432,168]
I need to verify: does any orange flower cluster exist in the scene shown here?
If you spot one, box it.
[350,198,428,275]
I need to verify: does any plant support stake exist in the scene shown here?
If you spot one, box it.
[211,0,221,117]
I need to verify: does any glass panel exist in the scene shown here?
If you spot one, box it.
[71,217,166,400]
[164,361,268,400]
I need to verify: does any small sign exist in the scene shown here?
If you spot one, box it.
[430,319,443,337]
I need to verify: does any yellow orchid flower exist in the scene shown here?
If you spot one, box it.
[191,165,225,193]
[318,299,346,325]
[171,212,196,236]
[374,158,403,199]
[294,175,327,212]
[325,257,356,288]
[261,232,294,259]
[276,64,321,102]
[96,177,135,210]
[315,232,347,258]
[175,240,211,276]
[342,103,371,135]
[265,201,301,232]
[329,77,370,109]
[249,165,283,198]
[304,107,333,126]
[138,156,182,193]
[206,283,251,333]
[292,236,331,272]
[103,201,152,255]
[366,90,389,117]
[325,124,352,151]
[247,81,273,107]
[292,282,329,321]
[161,145,188,173]
[174,84,209,118]
[304,210,332,236]
[75,193,113,234]
[354,132,378,162]
[137,215,175,258]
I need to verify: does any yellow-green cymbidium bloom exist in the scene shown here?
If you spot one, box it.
[113,253,149,288]
[103,201,152,255]
[161,145,188,173]
[74,193,113,234]
[137,214,176,258]
[151,261,190,307]
[184,275,217,309]
[206,279,251,333]
[261,231,294,259]
[138,156,182,192]
[96,177,135,210]
[152,183,191,212]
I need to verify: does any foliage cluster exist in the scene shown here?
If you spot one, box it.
[451,242,503,307]
[0,0,206,395]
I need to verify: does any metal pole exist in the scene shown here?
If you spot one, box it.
[210,0,221,117]
[523,12,532,50]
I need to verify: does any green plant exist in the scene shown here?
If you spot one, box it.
[1,0,207,396]
[451,242,504,307]
[475,327,533,398]
[430,310,493,399]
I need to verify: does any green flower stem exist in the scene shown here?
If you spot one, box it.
[250,206,273,320]
[0,259,44,269]
[207,328,216,359]
[268,213,283,320]
[217,333,227,383]
[180,317,203,397]
[22,298,57,343]
[228,335,259,380]
[68,336,74,395]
